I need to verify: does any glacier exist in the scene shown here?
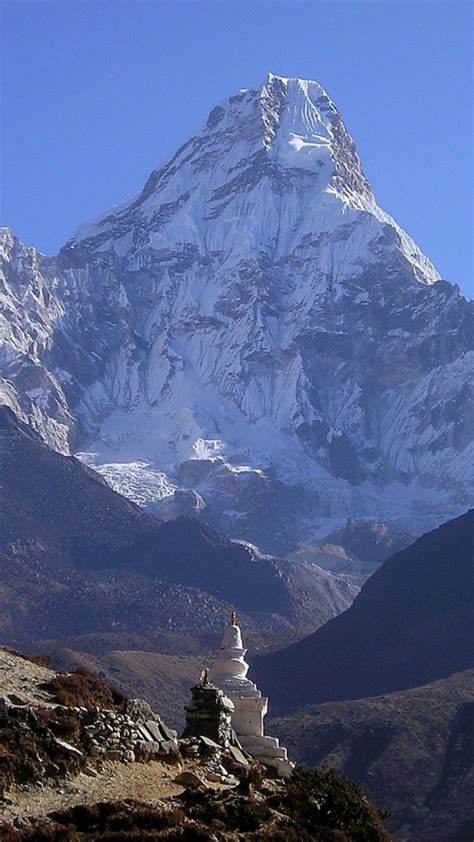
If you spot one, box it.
[1,72,472,552]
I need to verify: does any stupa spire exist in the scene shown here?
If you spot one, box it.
[209,615,294,777]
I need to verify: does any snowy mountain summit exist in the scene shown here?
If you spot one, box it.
[1,73,473,551]
[69,73,438,283]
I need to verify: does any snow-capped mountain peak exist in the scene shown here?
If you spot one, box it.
[1,76,471,551]
[66,73,438,287]
[258,72,369,192]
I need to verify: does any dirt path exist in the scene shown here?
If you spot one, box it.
[1,757,236,825]
[1,759,189,823]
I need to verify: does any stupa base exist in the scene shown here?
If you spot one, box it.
[238,734,295,778]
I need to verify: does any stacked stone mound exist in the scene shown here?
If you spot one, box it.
[183,683,235,749]
[0,688,179,794]
[180,679,251,786]
[82,698,178,763]
[175,739,240,788]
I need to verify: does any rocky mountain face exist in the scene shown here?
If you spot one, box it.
[254,508,474,711]
[1,73,473,551]
[284,518,414,577]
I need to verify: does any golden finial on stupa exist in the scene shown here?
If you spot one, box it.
[230,610,237,626]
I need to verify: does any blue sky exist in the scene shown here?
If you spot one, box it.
[1,0,472,296]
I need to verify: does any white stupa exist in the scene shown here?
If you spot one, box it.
[209,612,294,778]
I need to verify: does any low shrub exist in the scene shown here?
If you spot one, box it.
[0,708,84,793]
[282,767,391,841]
[40,669,126,711]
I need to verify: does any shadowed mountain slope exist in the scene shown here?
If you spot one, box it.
[0,404,360,657]
[0,404,291,623]
[254,509,474,711]
[270,669,474,842]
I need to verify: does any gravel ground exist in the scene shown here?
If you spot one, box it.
[0,649,57,708]
[1,758,199,823]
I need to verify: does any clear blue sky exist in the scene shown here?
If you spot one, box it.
[1,0,472,296]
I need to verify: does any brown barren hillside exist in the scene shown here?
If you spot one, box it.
[270,669,474,842]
